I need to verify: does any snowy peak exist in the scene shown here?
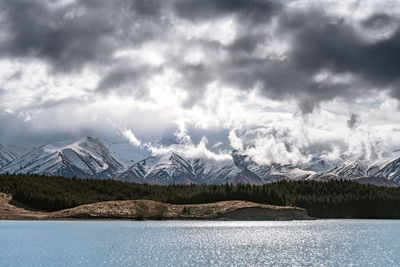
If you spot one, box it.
[0,137,125,178]
[231,151,313,182]
[326,161,367,179]
[118,151,293,186]
[3,136,400,186]
[368,157,400,183]
[118,152,223,185]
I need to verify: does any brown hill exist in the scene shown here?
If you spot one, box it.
[0,193,312,220]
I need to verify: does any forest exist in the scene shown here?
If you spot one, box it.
[1,173,400,218]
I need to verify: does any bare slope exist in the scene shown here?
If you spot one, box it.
[0,193,311,221]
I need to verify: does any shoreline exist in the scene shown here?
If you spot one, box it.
[2,217,400,222]
[0,193,312,221]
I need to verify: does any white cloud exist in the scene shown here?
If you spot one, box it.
[148,136,231,162]
[121,129,141,147]
[176,16,237,46]
[1,0,400,168]
[228,130,243,151]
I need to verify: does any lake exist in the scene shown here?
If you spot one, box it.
[0,220,399,266]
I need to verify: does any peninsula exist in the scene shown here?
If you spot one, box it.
[0,193,311,220]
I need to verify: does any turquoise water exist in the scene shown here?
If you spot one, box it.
[1,220,400,266]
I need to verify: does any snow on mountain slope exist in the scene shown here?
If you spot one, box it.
[368,157,400,184]
[117,151,289,185]
[314,152,400,183]
[230,152,285,184]
[3,136,400,186]
[0,143,32,168]
[117,153,231,184]
[0,137,125,178]
[6,144,31,156]
[303,158,338,173]
[230,151,317,182]
[0,145,20,167]
[325,161,367,179]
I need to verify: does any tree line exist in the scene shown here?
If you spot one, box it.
[1,173,400,218]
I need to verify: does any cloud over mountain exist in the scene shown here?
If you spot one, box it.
[1,0,400,165]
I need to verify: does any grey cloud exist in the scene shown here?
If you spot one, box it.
[26,96,88,110]
[0,0,166,72]
[97,64,162,97]
[252,11,399,109]
[0,112,72,146]
[347,113,359,129]
[362,13,394,29]
[172,5,400,112]
[177,63,215,107]
[174,0,281,23]
[0,109,131,146]
[284,13,400,87]
[276,12,400,107]
[1,0,400,114]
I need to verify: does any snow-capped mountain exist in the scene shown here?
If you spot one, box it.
[367,157,400,184]
[116,151,312,185]
[310,158,400,186]
[0,137,128,178]
[117,153,224,184]
[325,161,367,179]
[0,144,30,167]
[3,136,400,186]
[0,144,20,167]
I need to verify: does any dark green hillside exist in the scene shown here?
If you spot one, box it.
[1,173,400,218]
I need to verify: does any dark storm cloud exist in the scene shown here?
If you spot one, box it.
[274,12,400,109]
[174,0,281,23]
[172,6,400,111]
[177,63,215,107]
[254,11,400,111]
[1,0,400,113]
[362,13,394,29]
[0,0,166,72]
[97,64,161,96]
[283,12,400,87]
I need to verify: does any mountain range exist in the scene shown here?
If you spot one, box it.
[1,136,400,187]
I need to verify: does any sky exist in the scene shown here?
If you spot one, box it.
[1,0,400,165]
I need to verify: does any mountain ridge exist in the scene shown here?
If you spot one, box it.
[1,136,400,187]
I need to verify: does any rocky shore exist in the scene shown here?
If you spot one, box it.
[0,193,312,220]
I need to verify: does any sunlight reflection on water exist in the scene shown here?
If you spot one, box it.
[0,220,399,266]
